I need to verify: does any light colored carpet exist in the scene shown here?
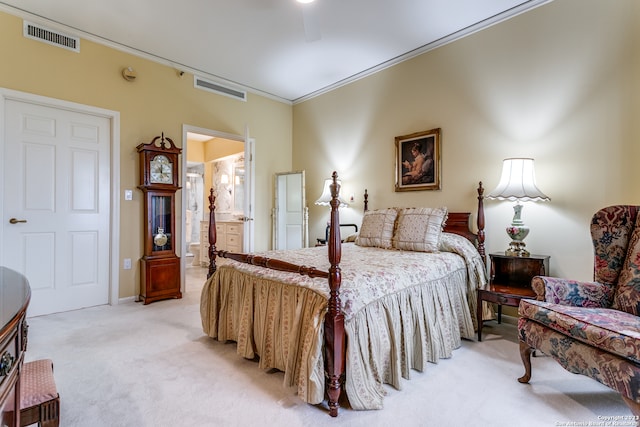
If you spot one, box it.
[23,265,632,427]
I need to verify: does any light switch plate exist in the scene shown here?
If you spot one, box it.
[124,189,133,201]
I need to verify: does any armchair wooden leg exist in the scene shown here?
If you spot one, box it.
[518,340,533,384]
[622,395,640,418]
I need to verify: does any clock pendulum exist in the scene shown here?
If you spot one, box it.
[154,197,168,249]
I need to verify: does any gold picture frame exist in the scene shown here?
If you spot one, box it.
[395,128,441,192]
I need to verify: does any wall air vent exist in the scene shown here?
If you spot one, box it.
[194,76,247,102]
[23,21,80,53]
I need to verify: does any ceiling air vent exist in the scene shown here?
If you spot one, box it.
[194,76,247,102]
[23,21,80,53]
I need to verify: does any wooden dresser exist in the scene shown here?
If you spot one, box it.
[200,220,243,266]
[0,267,31,427]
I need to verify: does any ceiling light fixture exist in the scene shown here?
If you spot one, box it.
[296,0,315,4]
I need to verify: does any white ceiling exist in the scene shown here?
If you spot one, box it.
[1,0,549,103]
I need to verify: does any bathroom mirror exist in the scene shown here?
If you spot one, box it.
[272,171,308,250]
[233,163,245,214]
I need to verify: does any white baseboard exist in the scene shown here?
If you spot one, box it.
[117,296,137,304]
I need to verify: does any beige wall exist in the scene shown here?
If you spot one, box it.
[186,139,206,163]
[0,11,293,299]
[2,0,639,300]
[293,0,640,281]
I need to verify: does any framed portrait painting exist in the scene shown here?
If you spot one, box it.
[395,128,441,192]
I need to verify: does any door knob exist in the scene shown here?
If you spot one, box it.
[9,218,27,224]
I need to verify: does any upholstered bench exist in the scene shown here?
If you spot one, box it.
[20,359,60,427]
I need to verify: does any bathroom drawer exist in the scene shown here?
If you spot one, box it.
[215,221,243,253]
[226,224,242,235]
[226,234,240,247]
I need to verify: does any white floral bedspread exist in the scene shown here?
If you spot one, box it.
[200,232,487,410]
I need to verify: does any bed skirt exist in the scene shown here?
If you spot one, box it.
[200,265,475,410]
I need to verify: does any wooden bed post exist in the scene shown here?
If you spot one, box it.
[476,182,486,265]
[325,171,345,417]
[363,189,368,212]
[207,189,217,279]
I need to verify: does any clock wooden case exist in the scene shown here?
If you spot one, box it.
[137,133,182,304]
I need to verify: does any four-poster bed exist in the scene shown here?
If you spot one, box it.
[201,172,486,417]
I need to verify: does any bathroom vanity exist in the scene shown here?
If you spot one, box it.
[200,220,243,266]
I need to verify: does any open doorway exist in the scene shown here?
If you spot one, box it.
[181,125,255,290]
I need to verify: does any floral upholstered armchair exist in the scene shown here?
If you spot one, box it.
[518,205,640,416]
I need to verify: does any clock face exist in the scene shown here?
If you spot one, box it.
[150,155,173,184]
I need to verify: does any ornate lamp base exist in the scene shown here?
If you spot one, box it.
[505,203,530,257]
[506,240,530,257]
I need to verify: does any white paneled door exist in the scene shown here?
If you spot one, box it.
[2,99,111,316]
[274,171,307,250]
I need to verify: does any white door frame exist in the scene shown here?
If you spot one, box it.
[0,87,121,306]
[242,126,255,253]
[181,124,255,286]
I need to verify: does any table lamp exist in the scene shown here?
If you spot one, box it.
[487,158,550,257]
[315,177,348,207]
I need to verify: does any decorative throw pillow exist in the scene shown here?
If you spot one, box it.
[613,214,640,316]
[392,207,448,252]
[355,208,398,249]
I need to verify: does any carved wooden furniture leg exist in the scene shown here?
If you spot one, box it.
[518,340,533,383]
[477,291,484,341]
[325,172,345,417]
[622,396,640,418]
[207,189,217,279]
[325,308,344,417]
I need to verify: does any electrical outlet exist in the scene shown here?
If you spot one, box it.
[123,258,132,269]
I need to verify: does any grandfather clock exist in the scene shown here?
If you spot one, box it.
[137,133,182,304]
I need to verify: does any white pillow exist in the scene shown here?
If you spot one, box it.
[392,207,448,252]
[344,233,358,243]
[355,208,398,249]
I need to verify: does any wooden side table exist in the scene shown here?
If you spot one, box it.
[477,253,550,341]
